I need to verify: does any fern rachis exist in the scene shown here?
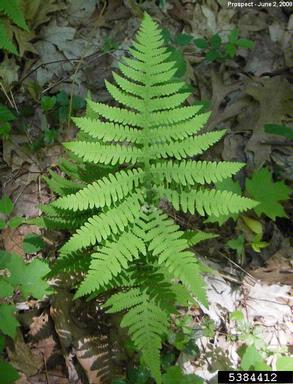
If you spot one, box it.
[41,13,258,383]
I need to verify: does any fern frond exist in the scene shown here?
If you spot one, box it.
[0,0,29,31]
[119,62,145,84]
[150,105,202,126]
[53,168,144,211]
[149,82,186,97]
[59,194,142,255]
[128,48,171,66]
[124,57,175,76]
[150,112,210,144]
[34,204,90,230]
[149,93,191,112]
[149,68,178,86]
[72,116,141,143]
[0,22,18,54]
[106,289,168,384]
[162,188,258,216]
[87,99,143,127]
[150,130,226,159]
[43,170,82,196]
[142,209,208,305]
[132,38,167,54]
[105,288,143,312]
[105,80,144,112]
[47,252,90,277]
[151,161,244,185]
[76,231,146,297]
[41,13,259,383]
[112,72,145,98]
[33,215,87,231]
[64,141,142,165]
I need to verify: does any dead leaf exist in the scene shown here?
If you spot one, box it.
[2,225,41,256]
[249,245,293,285]
[7,330,43,377]
[0,57,20,88]
[11,27,37,57]
[244,77,293,132]
[244,36,284,76]
[23,0,66,30]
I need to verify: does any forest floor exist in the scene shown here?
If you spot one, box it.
[0,1,293,383]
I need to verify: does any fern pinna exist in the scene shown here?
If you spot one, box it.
[41,14,257,383]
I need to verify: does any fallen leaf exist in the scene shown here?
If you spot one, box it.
[244,77,293,132]
[23,0,66,30]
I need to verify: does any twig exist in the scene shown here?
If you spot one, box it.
[19,51,101,85]
[42,351,50,384]
[219,251,256,284]
[0,81,16,110]
[9,89,19,113]
[41,51,113,95]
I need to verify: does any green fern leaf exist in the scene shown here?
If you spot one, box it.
[106,290,169,384]
[40,13,258,383]
[72,117,141,143]
[161,188,258,216]
[59,194,142,255]
[151,161,244,185]
[52,168,144,211]
[150,112,210,144]
[43,170,82,196]
[0,22,17,54]
[64,141,142,165]
[149,130,226,159]
[76,231,146,296]
[87,99,143,126]
[0,0,29,31]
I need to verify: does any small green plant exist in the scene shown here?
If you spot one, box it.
[0,0,29,55]
[0,195,23,230]
[0,250,51,383]
[265,123,293,140]
[30,92,86,150]
[161,29,190,78]
[207,168,290,259]
[230,310,293,372]
[0,104,16,139]
[194,29,254,62]
[40,14,257,383]
[101,37,119,53]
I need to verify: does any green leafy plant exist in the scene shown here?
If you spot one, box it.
[0,104,16,139]
[246,168,291,220]
[0,250,51,383]
[264,124,293,140]
[40,14,257,383]
[209,168,289,258]
[161,28,189,78]
[0,0,29,55]
[0,195,23,230]
[102,36,119,53]
[30,91,86,150]
[194,29,254,62]
[230,310,293,372]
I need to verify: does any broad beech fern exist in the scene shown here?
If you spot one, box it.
[40,13,258,383]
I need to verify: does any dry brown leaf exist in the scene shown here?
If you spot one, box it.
[249,246,293,285]
[23,0,66,30]
[2,225,40,256]
[244,77,293,132]
[7,330,43,377]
